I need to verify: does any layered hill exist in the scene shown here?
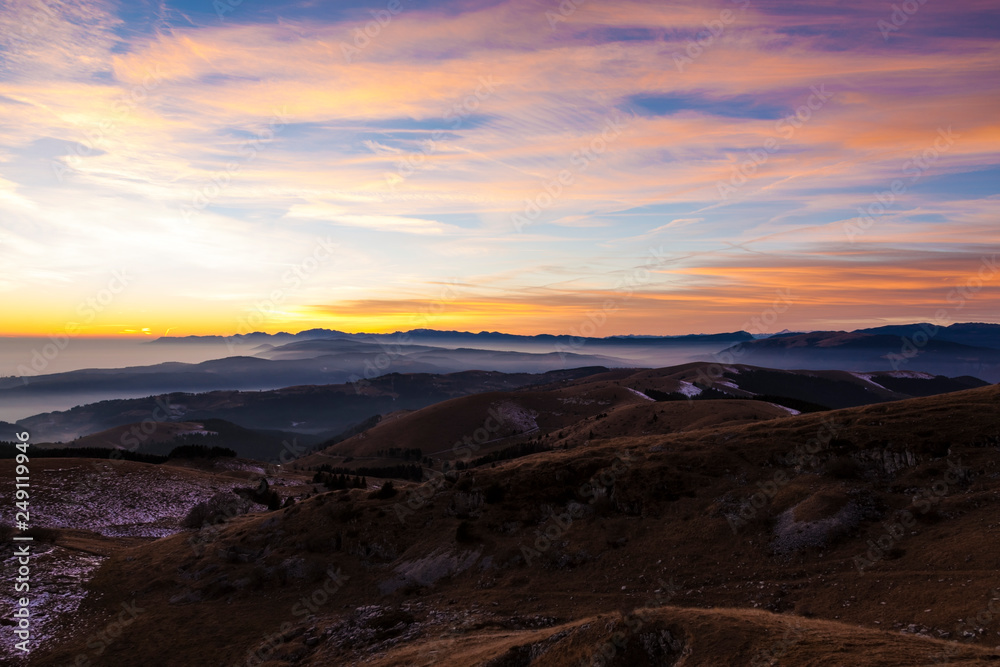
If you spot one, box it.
[300,363,988,467]
[27,383,1000,666]
[857,322,1000,350]
[46,418,307,460]
[0,340,625,425]
[46,420,219,450]
[721,331,1000,381]
[10,368,609,444]
[153,328,755,354]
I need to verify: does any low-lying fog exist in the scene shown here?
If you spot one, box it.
[0,336,725,424]
[0,338,257,423]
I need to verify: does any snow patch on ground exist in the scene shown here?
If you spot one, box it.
[559,397,596,406]
[876,370,936,379]
[850,372,889,391]
[0,461,264,538]
[0,545,104,662]
[215,459,269,475]
[625,388,655,402]
[0,461,288,663]
[769,403,801,416]
[491,401,538,433]
[676,381,702,397]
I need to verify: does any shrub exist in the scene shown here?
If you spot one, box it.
[456,520,476,543]
[484,483,506,504]
[24,526,58,542]
[368,608,415,631]
[266,490,281,511]
[825,456,862,480]
[369,481,397,500]
[885,546,906,560]
[181,492,255,529]
[233,479,282,511]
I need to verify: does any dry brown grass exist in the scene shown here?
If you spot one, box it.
[27,384,1000,666]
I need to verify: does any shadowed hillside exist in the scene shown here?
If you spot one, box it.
[25,383,1000,666]
[300,362,988,468]
[11,368,610,444]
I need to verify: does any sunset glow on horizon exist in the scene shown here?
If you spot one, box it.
[2,0,998,339]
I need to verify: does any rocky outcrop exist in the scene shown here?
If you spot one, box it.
[852,448,919,476]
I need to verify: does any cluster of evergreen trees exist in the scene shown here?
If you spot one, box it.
[167,444,238,459]
[453,440,549,470]
[0,442,237,463]
[375,447,423,461]
[0,445,167,463]
[314,463,423,481]
[312,471,367,490]
[645,386,828,413]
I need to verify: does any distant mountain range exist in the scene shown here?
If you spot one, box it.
[5,368,610,446]
[1,339,622,395]
[0,338,629,423]
[855,322,1000,349]
[148,322,1000,350]
[723,326,1000,382]
[5,361,989,459]
[4,323,996,426]
[149,328,756,347]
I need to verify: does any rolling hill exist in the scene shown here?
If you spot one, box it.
[23,383,1000,666]
[0,339,626,424]
[9,368,611,444]
[857,322,1000,350]
[48,419,308,460]
[300,362,989,468]
[719,331,1000,381]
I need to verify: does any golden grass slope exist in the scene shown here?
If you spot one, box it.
[29,384,1000,666]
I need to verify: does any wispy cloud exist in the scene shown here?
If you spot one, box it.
[285,204,449,235]
[0,0,997,336]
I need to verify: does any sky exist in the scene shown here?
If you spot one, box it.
[0,0,998,338]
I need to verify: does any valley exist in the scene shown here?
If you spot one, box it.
[3,362,998,665]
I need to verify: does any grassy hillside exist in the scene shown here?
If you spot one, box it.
[27,384,1000,665]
